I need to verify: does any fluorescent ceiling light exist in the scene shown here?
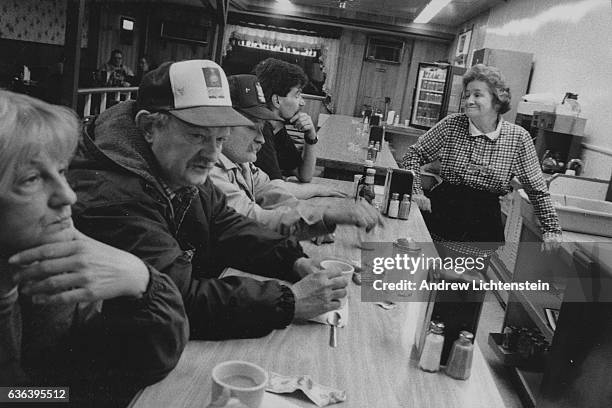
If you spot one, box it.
[275,0,296,11]
[413,0,452,24]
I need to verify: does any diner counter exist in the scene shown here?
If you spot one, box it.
[131,178,505,408]
[315,114,398,176]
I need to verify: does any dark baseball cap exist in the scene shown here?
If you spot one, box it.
[136,60,252,127]
[227,74,282,121]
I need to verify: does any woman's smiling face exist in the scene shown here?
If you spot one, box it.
[464,80,498,121]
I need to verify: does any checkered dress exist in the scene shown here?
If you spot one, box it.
[401,113,561,239]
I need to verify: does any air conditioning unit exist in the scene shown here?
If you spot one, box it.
[365,37,404,64]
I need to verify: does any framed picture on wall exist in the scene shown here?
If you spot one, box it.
[455,28,472,67]
[456,28,472,56]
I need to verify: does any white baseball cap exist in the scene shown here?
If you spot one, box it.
[136,59,253,127]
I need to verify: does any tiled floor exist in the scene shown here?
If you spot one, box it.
[476,291,524,408]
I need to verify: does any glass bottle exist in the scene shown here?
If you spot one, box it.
[445,331,474,380]
[419,321,445,372]
[367,141,377,162]
[358,168,376,204]
[387,193,400,218]
[353,174,363,200]
[398,194,411,220]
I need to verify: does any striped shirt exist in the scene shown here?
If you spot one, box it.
[401,113,561,238]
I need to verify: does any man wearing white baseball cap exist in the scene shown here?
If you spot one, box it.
[69,60,349,340]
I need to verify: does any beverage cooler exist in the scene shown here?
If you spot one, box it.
[409,63,466,130]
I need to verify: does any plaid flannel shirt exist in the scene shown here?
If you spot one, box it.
[401,113,561,239]
[159,178,198,230]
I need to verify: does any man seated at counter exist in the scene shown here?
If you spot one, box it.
[0,90,188,404]
[68,60,349,340]
[98,49,135,87]
[254,58,339,200]
[210,74,384,240]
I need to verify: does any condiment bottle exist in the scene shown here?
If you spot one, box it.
[367,141,376,161]
[445,331,474,380]
[419,321,445,372]
[387,193,400,218]
[398,194,411,220]
[353,174,362,200]
[359,168,376,204]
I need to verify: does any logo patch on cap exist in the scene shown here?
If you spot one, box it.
[202,67,224,99]
[255,82,265,103]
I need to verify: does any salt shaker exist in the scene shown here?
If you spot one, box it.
[445,330,474,380]
[419,321,445,372]
[387,193,400,218]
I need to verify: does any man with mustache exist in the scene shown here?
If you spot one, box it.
[210,74,384,240]
[69,60,349,340]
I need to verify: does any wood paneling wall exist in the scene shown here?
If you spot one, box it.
[400,40,450,122]
[332,29,449,121]
[95,2,214,75]
[144,4,214,65]
[97,3,143,73]
[332,30,367,116]
[355,41,413,119]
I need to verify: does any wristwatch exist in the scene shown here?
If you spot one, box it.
[305,135,318,145]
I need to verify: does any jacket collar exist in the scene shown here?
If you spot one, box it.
[82,101,167,193]
[216,152,240,171]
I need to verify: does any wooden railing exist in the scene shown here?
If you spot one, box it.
[77,86,138,117]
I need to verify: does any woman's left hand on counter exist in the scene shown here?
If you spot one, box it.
[541,234,563,252]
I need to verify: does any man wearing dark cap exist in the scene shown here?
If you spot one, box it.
[69,60,349,340]
[210,74,384,240]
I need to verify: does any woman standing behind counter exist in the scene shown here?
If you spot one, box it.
[402,64,562,257]
[401,64,562,364]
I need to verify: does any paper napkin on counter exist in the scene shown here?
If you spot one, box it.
[267,372,346,407]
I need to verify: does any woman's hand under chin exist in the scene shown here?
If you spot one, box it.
[8,228,149,305]
[0,258,17,296]
[1,228,77,296]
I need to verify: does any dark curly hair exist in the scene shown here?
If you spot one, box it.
[462,64,511,114]
[253,58,309,107]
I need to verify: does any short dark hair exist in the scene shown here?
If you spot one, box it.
[462,64,511,114]
[111,49,123,57]
[253,58,308,106]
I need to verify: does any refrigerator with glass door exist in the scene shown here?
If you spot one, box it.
[409,63,466,130]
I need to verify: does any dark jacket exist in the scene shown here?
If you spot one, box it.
[254,122,302,180]
[68,101,305,340]
[0,268,188,407]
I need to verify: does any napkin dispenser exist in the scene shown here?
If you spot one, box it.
[368,125,384,144]
[382,168,414,215]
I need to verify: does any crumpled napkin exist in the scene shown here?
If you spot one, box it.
[266,372,346,407]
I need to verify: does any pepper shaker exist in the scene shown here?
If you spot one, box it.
[445,330,474,380]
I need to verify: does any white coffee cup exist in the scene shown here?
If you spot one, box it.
[320,259,355,307]
[320,259,355,278]
[211,360,268,408]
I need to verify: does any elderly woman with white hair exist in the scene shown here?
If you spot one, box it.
[0,90,188,405]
